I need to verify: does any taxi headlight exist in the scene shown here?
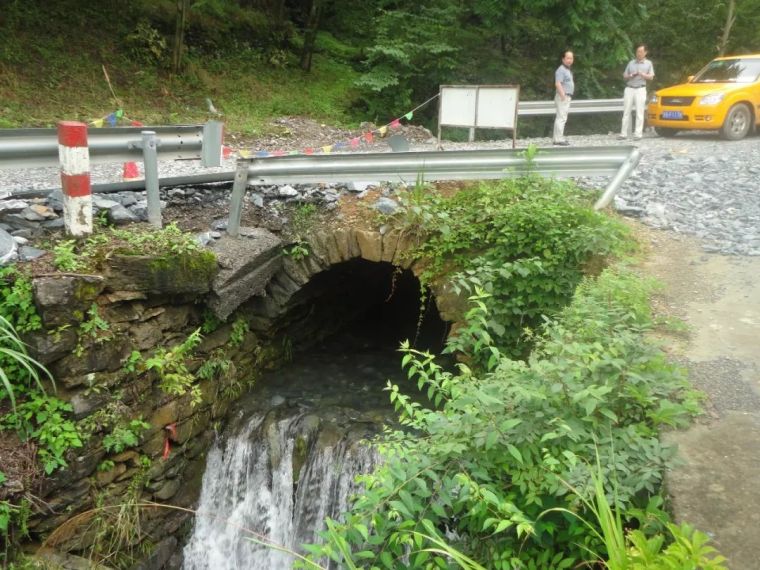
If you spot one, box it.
[699,93,725,105]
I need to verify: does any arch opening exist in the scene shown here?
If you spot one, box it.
[275,258,450,355]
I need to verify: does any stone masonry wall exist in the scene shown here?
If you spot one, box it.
[16,225,463,569]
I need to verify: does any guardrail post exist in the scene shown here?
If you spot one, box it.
[201,120,224,168]
[57,121,92,236]
[227,160,250,238]
[140,131,162,228]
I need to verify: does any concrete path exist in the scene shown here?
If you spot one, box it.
[640,228,760,570]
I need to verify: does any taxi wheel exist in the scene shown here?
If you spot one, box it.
[720,104,752,140]
[654,127,678,137]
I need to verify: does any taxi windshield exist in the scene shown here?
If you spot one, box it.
[693,58,760,83]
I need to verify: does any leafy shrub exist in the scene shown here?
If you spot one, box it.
[396,176,631,356]
[102,419,150,454]
[1,394,82,475]
[304,267,703,569]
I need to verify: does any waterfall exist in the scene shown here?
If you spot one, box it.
[182,406,378,570]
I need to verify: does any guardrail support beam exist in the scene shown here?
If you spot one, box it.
[227,160,251,237]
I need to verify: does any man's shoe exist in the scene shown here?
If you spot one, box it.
[633,135,642,141]
[553,140,570,146]
[617,135,627,140]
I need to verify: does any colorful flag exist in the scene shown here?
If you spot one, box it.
[255,150,269,157]
[239,149,251,158]
[334,141,346,149]
[390,119,401,129]
[405,111,413,120]
[272,150,286,157]
[322,145,333,153]
[350,137,360,148]
[305,148,314,155]
[288,150,300,155]
[378,126,388,136]
[364,132,374,143]
[130,120,145,127]
[92,118,104,127]
[115,109,124,119]
[106,113,117,126]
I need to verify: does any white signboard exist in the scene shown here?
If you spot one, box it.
[438,84,520,147]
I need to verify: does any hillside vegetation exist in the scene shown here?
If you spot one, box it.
[1,0,758,137]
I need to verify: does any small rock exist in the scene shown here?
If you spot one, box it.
[0,228,18,264]
[20,207,46,222]
[374,197,399,215]
[168,188,186,198]
[107,204,139,225]
[93,196,120,210]
[0,199,29,212]
[249,193,265,208]
[19,246,46,261]
[278,185,299,198]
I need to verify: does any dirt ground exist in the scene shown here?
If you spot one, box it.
[635,223,760,569]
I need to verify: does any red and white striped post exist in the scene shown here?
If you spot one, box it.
[57,121,93,236]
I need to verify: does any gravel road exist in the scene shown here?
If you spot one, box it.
[2,129,759,256]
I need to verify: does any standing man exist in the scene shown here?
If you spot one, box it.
[553,50,574,146]
[619,44,654,140]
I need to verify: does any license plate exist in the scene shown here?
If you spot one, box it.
[662,110,684,120]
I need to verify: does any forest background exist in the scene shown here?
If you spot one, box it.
[0,0,759,139]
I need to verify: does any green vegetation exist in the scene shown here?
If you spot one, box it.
[2,0,757,135]
[305,265,712,568]
[102,419,150,454]
[397,176,631,355]
[0,268,82,476]
[129,329,204,406]
[50,223,213,273]
[293,178,721,568]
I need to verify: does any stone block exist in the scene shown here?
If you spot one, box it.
[153,478,182,500]
[51,338,131,378]
[355,229,383,262]
[208,229,283,320]
[333,227,361,261]
[95,462,127,486]
[33,275,105,327]
[23,327,78,365]
[104,252,217,295]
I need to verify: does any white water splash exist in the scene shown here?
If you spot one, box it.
[183,409,377,570]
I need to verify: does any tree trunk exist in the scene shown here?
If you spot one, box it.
[300,0,322,72]
[172,0,190,74]
[717,0,736,55]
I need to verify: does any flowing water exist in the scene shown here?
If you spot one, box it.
[182,339,404,569]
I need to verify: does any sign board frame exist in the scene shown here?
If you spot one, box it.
[437,84,520,148]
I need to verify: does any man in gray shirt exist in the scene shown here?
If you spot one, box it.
[619,44,654,140]
[553,50,574,145]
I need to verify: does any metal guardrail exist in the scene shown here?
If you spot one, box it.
[518,98,624,116]
[0,122,224,170]
[226,146,640,236]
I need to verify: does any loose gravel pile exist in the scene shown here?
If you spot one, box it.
[1,128,758,263]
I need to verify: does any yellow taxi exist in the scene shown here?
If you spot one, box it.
[647,53,760,140]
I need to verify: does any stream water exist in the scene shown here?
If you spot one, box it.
[182,262,449,569]
[181,337,405,569]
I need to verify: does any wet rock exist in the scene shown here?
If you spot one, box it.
[133,537,178,570]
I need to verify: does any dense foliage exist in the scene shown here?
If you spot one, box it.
[305,265,706,568]
[395,172,631,355]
